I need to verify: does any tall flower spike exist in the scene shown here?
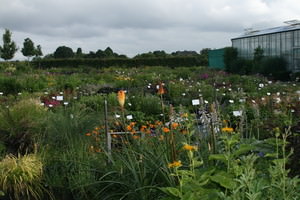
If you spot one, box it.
[118,90,126,108]
[157,82,165,95]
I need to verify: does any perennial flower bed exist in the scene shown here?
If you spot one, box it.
[0,63,299,199]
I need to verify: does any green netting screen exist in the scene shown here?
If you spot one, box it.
[208,48,225,69]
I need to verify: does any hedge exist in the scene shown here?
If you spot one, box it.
[31,56,205,68]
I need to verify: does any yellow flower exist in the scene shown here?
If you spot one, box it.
[168,160,182,168]
[221,127,234,133]
[117,90,126,108]
[183,144,198,151]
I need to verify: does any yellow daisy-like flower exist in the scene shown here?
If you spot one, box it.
[183,144,198,151]
[168,160,182,168]
[221,127,234,133]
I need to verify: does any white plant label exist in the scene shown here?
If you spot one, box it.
[56,96,64,101]
[192,99,200,105]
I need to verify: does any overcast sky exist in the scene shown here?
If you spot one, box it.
[1,0,300,59]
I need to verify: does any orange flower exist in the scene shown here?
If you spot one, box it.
[140,125,147,132]
[127,125,133,131]
[221,127,234,133]
[183,144,198,151]
[168,160,182,168]
[130,122,136,127]
[85,132,91,136]
[117,90,126,108]
[171,122,179,130]
[162,127,170,133]
[157,82,165,95]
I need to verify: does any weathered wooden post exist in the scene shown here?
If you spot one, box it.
[104,98,111,157]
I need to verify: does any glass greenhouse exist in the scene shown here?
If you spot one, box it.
[231,21,300,72]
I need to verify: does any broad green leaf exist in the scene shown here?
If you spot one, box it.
[210,171,236,189]
[192,159,203,167]
[209,154,227,164]
[160,187,182,198]
[233,144,254,157]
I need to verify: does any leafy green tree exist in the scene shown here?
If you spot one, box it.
[253,46,264,62]
[21,38,35,60]
[0,29,18,60]
[224,47,238,72]
[200,48,211,66]
[76,47,83,58]
[53,46,74,58]
[35,45,43,57]
[104,47,114,57]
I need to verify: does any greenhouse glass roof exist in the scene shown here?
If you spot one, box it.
[232,23,300,40]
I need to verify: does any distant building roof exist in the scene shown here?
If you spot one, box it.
[232,21,300,40]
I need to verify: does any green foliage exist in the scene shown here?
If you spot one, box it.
[32,56,205,68]
[53,46,74,59]
[224,47,238,72]
[0,76,23,94]
[0,98,47,154]
[0,29,18,61]
[0,153,47,200]
[21,38,36,59]
[259,57,290,81]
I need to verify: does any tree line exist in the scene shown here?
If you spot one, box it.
[0,29,210,65]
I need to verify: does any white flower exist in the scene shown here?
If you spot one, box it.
[259,83,264,88]
[267,92,271,96]
[229,100,234,103]
[204,100,209,104]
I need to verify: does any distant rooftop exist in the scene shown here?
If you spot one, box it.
[232,20,300,40]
